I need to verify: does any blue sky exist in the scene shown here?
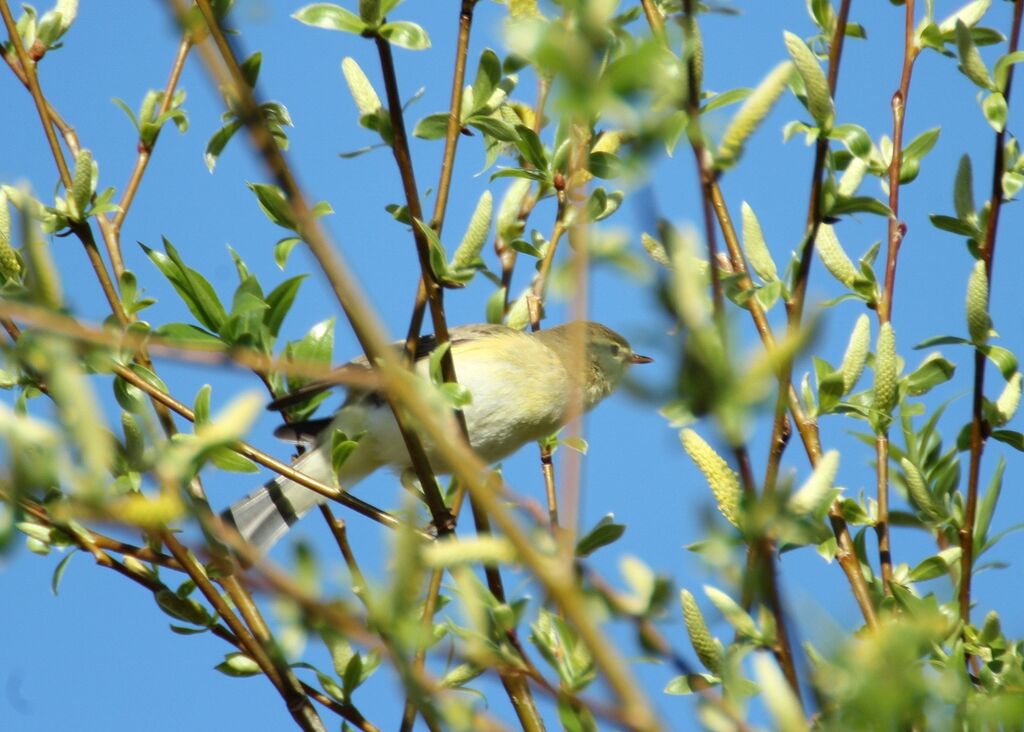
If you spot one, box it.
[2,1,1023,729]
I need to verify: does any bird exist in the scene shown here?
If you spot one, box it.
[224,321,652,552]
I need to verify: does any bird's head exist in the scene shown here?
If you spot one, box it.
[582,322,653,398]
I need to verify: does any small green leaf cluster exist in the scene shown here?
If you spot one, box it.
[205,52,293,172]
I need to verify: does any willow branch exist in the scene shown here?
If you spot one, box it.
[679,0,803,705]
[172,2,657,724]
[642,0,874,630]
[960,0,1024,633]
[0,0,128,322]
[871,0,921,596]
[110,33,193,247]
[182,0,460,538]
[109,360,407,532]
[372,19,546,730]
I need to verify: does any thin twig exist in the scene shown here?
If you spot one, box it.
[109,360,408,532]
[680,0,804,705]
[643,0,876,632]
[370,15,546,728]
[873,0,921,595]
[960,0,1024,635]
[183,0,459,537]
[162,530,326,732]
[111,34,193,244]
[0,298,382,388]
[0,0,127,323]
[174,1,659,724]
[371,28,461,534]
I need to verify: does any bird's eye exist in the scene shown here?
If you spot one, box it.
[610,343,621,357]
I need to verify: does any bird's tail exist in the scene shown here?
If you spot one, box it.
[222,445,371,554]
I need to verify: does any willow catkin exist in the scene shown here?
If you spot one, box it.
[966,259,991,344]
[716,62,793,168]
[784,31,834,129]
[839,314,871,394]
[740,202,778,281]
[451,191,492,270]
[680,429,741,527]
[680,589,722,673]
[70,148,93,221]
[900,458,942,521]
[873,322,897,415]
[789,450,840,515]
[816,224,857,287]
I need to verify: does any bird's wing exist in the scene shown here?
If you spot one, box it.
[266,324,516,414]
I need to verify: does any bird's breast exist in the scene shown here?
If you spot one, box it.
[451,336,571,462]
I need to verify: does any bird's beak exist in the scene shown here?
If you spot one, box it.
[630,353,654,364]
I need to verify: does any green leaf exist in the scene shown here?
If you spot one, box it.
[829,123,872,159]
[264,275,306,337]
[467,115,519,142]
[902,127,941,162]
[359,0,381,25]
[513,124,548,170]
[588,151,623,179]
[378,21,431,50]
[701,87,752,114]
[664,673,718,695]
[929,214,979,238]
[485,286,507,324]
[414,219,452,284]
[112,97,140,131]
[905,355,955,396]
[155,588,211,626]
[274,237,302,270]
[208,447,259,473]
[51,549,77,595]
[204,120,242,172]
[142,239,227,333]
[247,182,298,231]
[240,51,262,88]
[154,323,224,347]
[900,127,940,182]
[975,458,1005,547]
[827,196,893,218]
[557,696,597,732]
[575,514,626,557]
[908,549,961,582]
[980,344,1017,379]
[704,585,758,639]
[286,319,335,378]
[292,3,368,34]
[472,49,502,111]
[955,19,995,90]
[993,49,1024,90]
[331,430,363,475]
[953,155,975,220]
[215,652,262,677]
[412,113,450,140]
[982,91,1007,132]
[990,430,1024,451]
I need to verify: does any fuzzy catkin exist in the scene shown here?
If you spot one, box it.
[873,322,897,415]
[681,589,722,673]
[680,429,741,527]
[966,259,991,344]
[839,314,871,394]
